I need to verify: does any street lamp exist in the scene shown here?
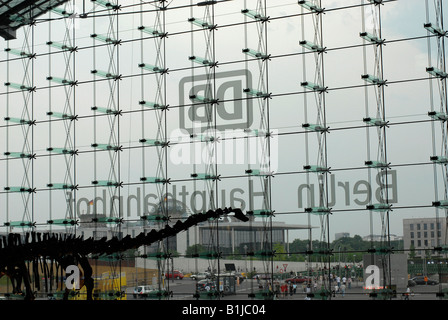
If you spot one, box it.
[244,245,248,274]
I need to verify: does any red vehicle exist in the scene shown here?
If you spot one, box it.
[284,276,311,284]
[165,270,184,280]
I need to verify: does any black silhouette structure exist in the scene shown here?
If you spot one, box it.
[0,207,249,300]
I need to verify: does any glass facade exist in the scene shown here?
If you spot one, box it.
[0,0,447,301]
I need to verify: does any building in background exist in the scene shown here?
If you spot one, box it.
[335,232,350,240]
[78,198,311,256]
[403,218,448,258]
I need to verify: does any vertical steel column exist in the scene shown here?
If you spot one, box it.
[4,7,36,232]
[242,0,274,300]
[189,0,221,299]
[361,0,392,295]
[46,2,78,236]
[425,0,448,297]
[138,0,170,299]
[90,0,123,297]
[298,0,331,298]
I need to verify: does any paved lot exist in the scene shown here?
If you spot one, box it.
[127,279,448,301]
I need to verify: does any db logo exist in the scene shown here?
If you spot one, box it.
[179,70,254,133]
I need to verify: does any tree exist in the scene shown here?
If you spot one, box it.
[185,244,207,257]
[408,243,416,260]
[273,243,287,261]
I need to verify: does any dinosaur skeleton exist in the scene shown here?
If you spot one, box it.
[0,207,249,300]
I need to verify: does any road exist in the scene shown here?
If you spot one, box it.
[127,278,448,301]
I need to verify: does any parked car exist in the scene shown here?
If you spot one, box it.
[408,279,417,287]
[196,279,217,292]
[165,270,184,280]
[133,285,156,298]
[410,276,438,285]
[284,276,311,284]
[252,273,272,280]
[190,272,211,280]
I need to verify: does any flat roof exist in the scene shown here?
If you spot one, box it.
[197,221,314,230]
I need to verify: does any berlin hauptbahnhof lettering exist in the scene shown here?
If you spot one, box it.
[68,170,397,217]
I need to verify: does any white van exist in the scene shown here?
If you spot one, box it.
[133,285,156,298]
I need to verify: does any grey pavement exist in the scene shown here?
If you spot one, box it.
[126,279,448,301]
